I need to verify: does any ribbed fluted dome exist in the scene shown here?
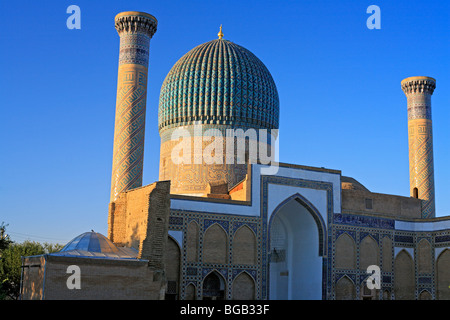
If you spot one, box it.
[158,39,279,132]
[53,231,139,259]
[60,231,119,253]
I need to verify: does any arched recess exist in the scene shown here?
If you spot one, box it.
[185,283,196,300]
[165,236,181,300]
[335,276,356,300]
[268,193,327,300]
[394,249,415,300]
[436,248,450,300]
[359,235,379,271]
[186,221,199,262]
[382,236,393,272]
[203,223,228,264]
[232,225,257,265]
[202,270,226,300]
[232,272,255,300]
[335,233,356,269]
[419,290,432,300]
[417,239,432,274]
[360,280,379,300]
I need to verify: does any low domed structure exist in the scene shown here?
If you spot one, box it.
[52,231,138,259]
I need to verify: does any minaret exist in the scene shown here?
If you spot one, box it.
[401,76,436,218]
[110,11,157,202]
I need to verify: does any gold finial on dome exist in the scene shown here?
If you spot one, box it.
[218,24,224,40]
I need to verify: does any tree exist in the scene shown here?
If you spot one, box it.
[0,222,12,252]
[0,222,13,300]
[0,223,64,300]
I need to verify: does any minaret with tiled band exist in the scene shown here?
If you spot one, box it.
[401,76,436,218]
[110,12,157,202]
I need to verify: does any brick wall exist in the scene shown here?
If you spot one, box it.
[342,189,422,219]
[21,256,46,300]
[42,256,163,300]
[108,180,171,269]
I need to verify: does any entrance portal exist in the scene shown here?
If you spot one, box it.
[269,194,326,300]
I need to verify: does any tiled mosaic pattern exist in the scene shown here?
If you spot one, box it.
[110,13,157,201]
[168,174,334,300]
[407,118,435,218]
[331,213,450,300]
[168,171,450,300]
[402,77,436,218]
[169,208,261,300]
[158,39,279,133]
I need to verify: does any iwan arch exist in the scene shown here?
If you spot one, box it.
[21,11,450,300]
[268,193,327,300]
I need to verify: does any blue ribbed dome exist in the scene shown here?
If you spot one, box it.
[158,38,279,132]
[60,231,119,253]
[54,231,139,259]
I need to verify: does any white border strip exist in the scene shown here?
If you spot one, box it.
[395,219,450,232]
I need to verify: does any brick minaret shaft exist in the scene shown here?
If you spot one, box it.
[401,76,436,218]
[110,12,157,202]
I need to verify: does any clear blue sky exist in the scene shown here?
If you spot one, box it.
[0,0,449,244]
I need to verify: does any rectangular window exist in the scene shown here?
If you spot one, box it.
[365,198,373,210]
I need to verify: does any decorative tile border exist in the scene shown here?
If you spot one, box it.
[260,175,334,300]
[167,171,450,300]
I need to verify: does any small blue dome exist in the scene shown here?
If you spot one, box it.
[60,231,119,253]
[53,231,138,259]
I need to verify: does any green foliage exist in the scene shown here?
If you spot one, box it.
[0,222,12,252]
[0,223,64,300]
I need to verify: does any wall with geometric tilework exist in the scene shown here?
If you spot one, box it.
[166,163,339,300]
[105,163,450,300]
[162,163,450,300]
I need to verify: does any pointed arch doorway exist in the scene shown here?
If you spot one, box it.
[202,271,226,300]
[268,194,326,300]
